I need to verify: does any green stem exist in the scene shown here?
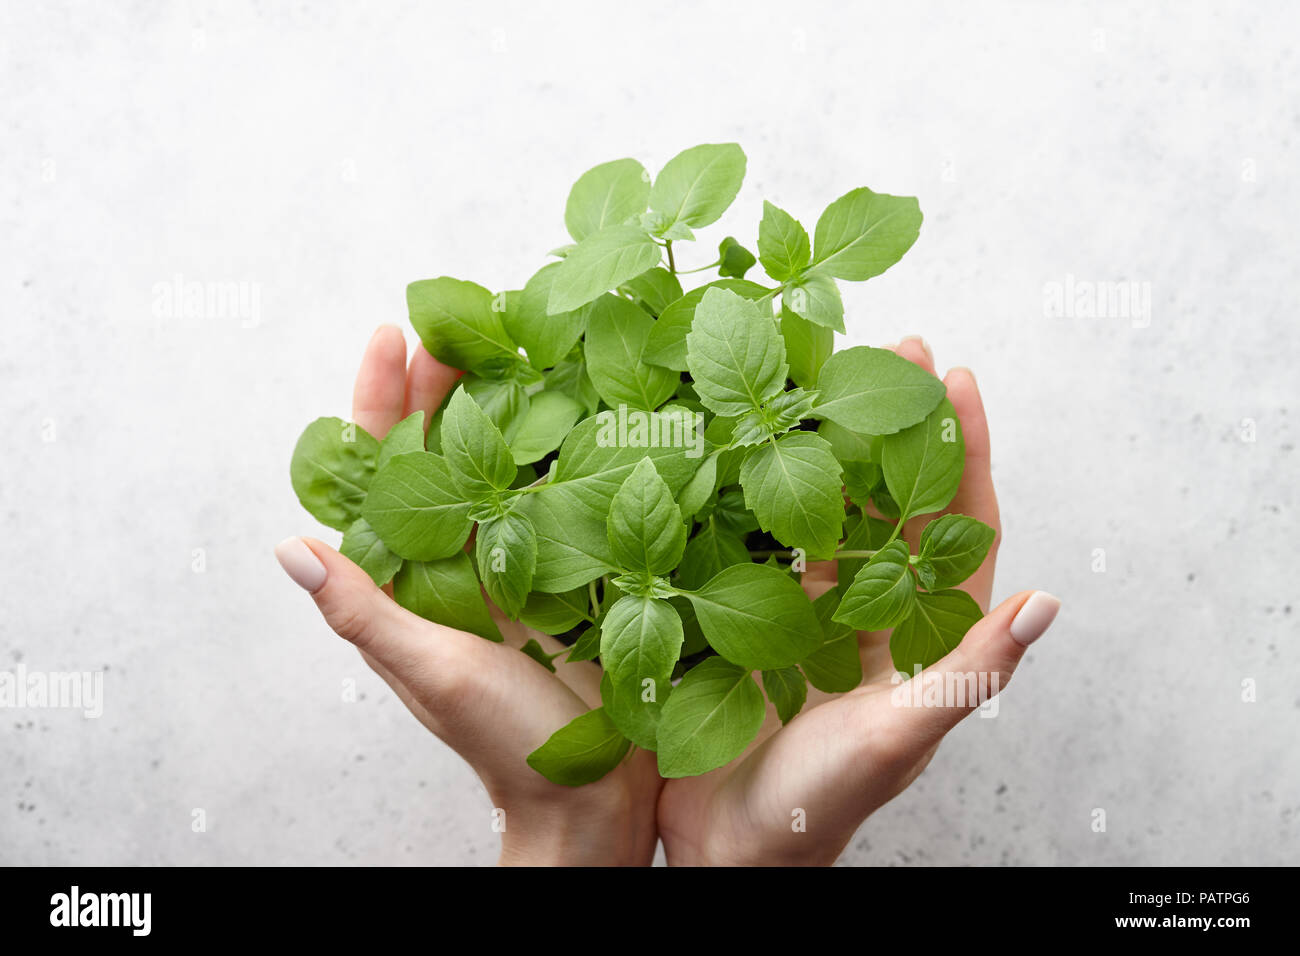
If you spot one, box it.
[665,240,677,274]
[676,259,720,274]
[747,548,880,560]
[589,579,601,617]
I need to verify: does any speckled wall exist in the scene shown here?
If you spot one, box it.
[2,0,1295,865]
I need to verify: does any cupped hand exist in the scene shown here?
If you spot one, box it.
[656,336,1061,865]
[276,326,661,865]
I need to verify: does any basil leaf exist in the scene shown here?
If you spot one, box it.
[608,458,688,576]
[782,270,844,332]
[834,540,916,631]
[801,590,863,693]
[462,373,528,435]
[758,200,812,281]
[475,510,537,617]
[648,143,747,231]
[548,224,663,314]
[643,278,769,371]
[739,432,844,559]
[566,624,603,663]
[527,707,631,787]
[519,638,557,673]
[599,595,684,748]
[507,391,584,465]
[780,308,834,388]
[835,511,895,595]
[584,293,678,411]
[813,346,945,435]
[508,263,591,370]
[656,657,765,778]
[676,450,720,520]
[676,520,750,590]
[289,417,380,532]
[376,411,426,470]
[812,187,922,281]
[392,553,502,642]
[407,277,518,374]
[890,589,983,673]
[518,587,590,635]
[686,287,787,416]
[717,236,756,279]
[916,514,996,590]
[761,666,807,724]
[620,267,682,316]
[361,451,473,561]
[546,351,601,415]
[339,517,403,587]
[683,563,822,669]
[882,397,965,520]
[564,158,651,242]
[843,460,883,509]
[440,389,517,500]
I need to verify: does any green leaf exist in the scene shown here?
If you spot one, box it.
[685,287,787,416]
[463,374,528,434]
[518,587,590,634]
[527,707,631,787]
[599,595,684,748]
[376,412,426,470]
[676,520,750,590]
[564,158,651,242]
[836,511,895,594]
[758,201,812,281]
[683,562,822,669]
[780,308,833,388]
[676,450,719,520]
[801,590,863,693]
[812,187,923,281]
[407,277,518,375]
[392,553,502,642]
[508,263,591,370]
[818,418,879,462]
[643,278,769,371]
[834,540,916,631]
[507,391,584,465]
[361,451,473,561]
[567,624,603,662]
[739,432,844,559]
[882,397,965,520]
[608,458,687,576]
[620,267,682,316]
[519,638,558,672]
[289,418,380,531]
[475,510,537,617]
[783,271,844,332]
[583,293,678,411]
[813,346,945,435]
[656,657,764,778]
[340,517,403,587]
[890,589,983,673]
[440,389,517,500]
[916,514,995,590]
[548,224,663,314]
[717,236,756,279]
[648,143,747,231]
[546,351,601,415]
[761,666,807,724]
[518,411,697,591]
[843,460,882,509]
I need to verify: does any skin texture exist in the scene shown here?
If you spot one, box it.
[281,328,1051,866]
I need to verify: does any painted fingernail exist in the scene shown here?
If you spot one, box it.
[275,537,327,592]
[1009,591,1060,646]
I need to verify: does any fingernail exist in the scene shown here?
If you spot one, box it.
[952,365,977,385]
[902,335,934,362]
[1009,591,1060,646]
[275,537,327,592]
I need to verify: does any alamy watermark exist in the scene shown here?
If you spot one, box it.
[151,273,262,328]
[594,405,705,458]
[890,667,1002,717]
[0,664,104,718]
[1043,273,1151,328]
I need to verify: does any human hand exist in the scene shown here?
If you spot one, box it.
[656,336,1061,865]
[275,326,662,865]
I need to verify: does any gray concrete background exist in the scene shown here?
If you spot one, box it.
[1,1,1296,865]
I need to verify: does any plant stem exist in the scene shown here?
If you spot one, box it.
[589,579,601,617]
[747,548,880,560]
[676,259,720,274]
[665,240,677,274]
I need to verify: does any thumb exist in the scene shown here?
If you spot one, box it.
[274,535,475,698]
[894,589,1061,743]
